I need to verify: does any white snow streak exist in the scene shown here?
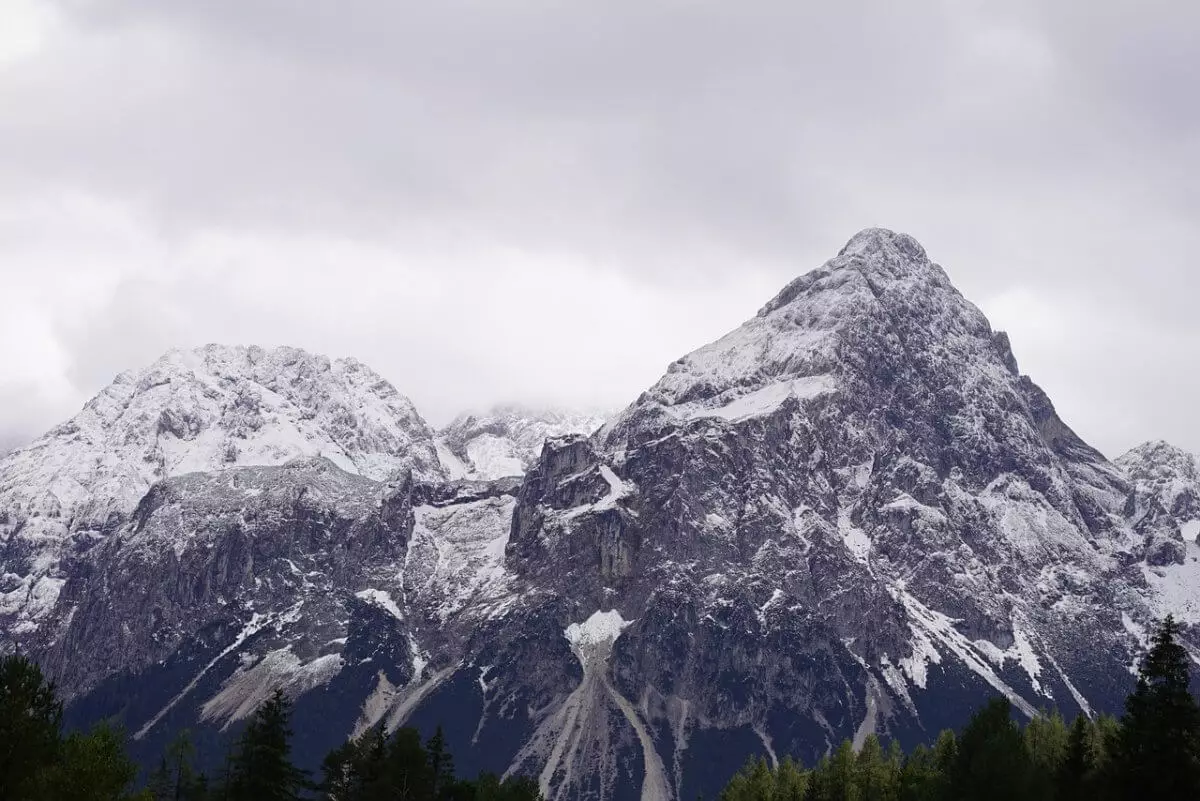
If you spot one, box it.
[894,588,1038,718]
[838,509,872,567]
[676,375,836,422]
[594,466,631,511]
[852,679,882,750]
[609,681,671,801]
[754,725,779,770]
[201,648,343,728]
[356,589,403,621]
[1045,651,1094,718]
[526,609,669,801]
[135,613,269,740]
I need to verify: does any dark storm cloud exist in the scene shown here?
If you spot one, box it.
[0,0,1196,457]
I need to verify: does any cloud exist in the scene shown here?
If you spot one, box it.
[981,287,1200,460]
[0,0,61,67]
[0,0,1197,456]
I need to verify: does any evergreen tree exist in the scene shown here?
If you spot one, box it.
[386,727,434,801]
[320,724,390,801]
[214,748,235,801]
[1023,710,1068,801]
[804,755,831,801]
[475,772,506,801]
[317,724,546,801]
[319,738,359,800]
[885,740,903,783]
[427,726,456,801]
[719,760,754,801]
[1114,615,1200,800]
[158,729,203,801]
[1056,715,1093,801]
[148,757,173,801]
[949,698,1033,801]
[0,653,63,799]
[776,757,809,801]
[922,730,958,801]
[708,654,1200,801]
[930,730,956,781]
[1090,714,1121,801]
[746,757,776,801]
[898,745,939,801]
[224,689,308,801]
[36,723,148,801]
[507,775,543,801]
[827,741,858,801]
[855,735,898,801]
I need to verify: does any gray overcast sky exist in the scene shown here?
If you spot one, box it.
[0,0,1197,459]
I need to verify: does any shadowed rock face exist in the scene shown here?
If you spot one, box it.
[5,229,1200,801]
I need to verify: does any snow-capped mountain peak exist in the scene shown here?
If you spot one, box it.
[604,227,1012,449]
[1118,440,1200,485]
[1118,440,1200,546]
[0,344,442,634]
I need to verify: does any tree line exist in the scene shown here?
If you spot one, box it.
[0,654,541,801]
[719,616,1200,801]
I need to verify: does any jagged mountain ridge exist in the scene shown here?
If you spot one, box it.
[0,344,444,637]
[3,229,1199,801]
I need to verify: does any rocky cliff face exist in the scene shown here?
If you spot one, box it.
[4,230,1200,801]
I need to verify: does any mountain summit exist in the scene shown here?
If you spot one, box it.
[0,344,442,635]
[2,230,1197,801]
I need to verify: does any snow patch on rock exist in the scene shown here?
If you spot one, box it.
[404,497,518,622]
[1143,541,1200,624]
[895,588,1038,717]
[564,610,632,660]
[356,589,404,621]
[676,375,836,422]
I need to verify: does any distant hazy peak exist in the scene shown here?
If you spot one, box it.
[436,404,608,481]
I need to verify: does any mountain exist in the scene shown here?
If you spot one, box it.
[1118,440,1200,544]
[3,229,1199,801]
[0,344,442,639]
[436,406,609,480]
[1117,440,1200,624]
